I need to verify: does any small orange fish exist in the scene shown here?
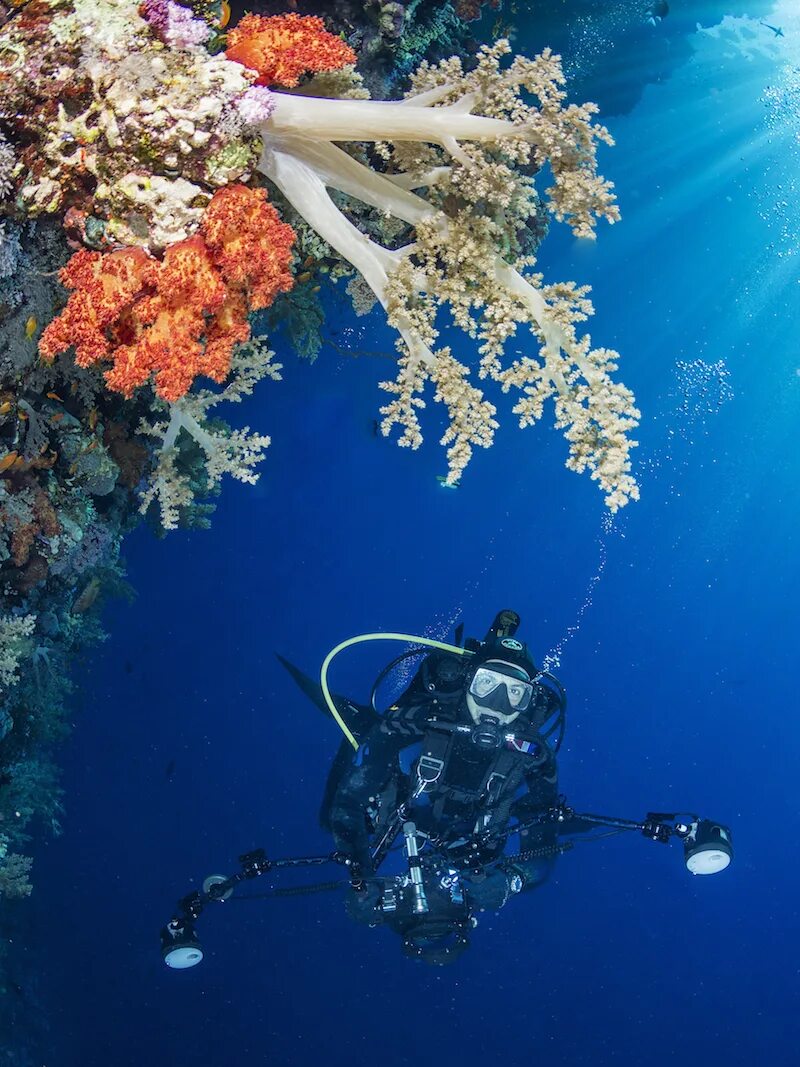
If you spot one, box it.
[17,409,28,421]
[219,1,231,28]
[70,382,79,395]
[88,409,98,430]
[46,391,63,402]
[0,401,11,416]
[69,462,78,476]
[84,440,98,453]
[25,316,37,339]
[303,255,317,268]
[311,286,321,293]
[0,451,19,472]
[50,412,64,423]
[297,271,312,283]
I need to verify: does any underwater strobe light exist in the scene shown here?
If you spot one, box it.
[160,918,204,969]
[681,819,733,875]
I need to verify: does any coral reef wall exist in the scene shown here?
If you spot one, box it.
[0,0,634,1052]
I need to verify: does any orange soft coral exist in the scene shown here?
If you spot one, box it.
[104,235,228,401]
[225,13,356,88]
[39,248,155,367]
[200,184,296,310]
[39,185,296,403]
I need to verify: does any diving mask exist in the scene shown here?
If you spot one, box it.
[468,664,534,712]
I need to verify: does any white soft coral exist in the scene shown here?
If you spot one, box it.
[138,340,281,530]
[255,41,637,507]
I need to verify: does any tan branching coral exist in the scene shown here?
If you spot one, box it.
[257,40,639,507]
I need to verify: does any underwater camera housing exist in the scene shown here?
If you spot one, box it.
[681,819,733,875]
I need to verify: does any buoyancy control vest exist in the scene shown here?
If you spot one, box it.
[407,709,553,838]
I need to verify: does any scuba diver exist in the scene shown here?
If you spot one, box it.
[323,611,567,963]
[645,1,669,27]
[160,611,733,968]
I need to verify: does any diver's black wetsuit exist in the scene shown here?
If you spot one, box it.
[328,650,562,906]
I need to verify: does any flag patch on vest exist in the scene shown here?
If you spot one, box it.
[507,737,539,756]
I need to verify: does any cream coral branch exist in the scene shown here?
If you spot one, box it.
[0,614,36,692]
[138,340,281,530]
[256,39,637,508]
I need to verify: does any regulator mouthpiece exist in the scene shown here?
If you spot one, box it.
[683,820,733,875]
[160,920,204,969]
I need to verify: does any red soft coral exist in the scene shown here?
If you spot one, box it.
[200,184,295,310]
[39,248,154,367]
[104,235,228,401]
[225,13,356,88]
[39,186,296,403]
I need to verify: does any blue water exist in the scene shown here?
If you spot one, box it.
[21,3,800,1064]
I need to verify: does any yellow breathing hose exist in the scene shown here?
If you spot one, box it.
[319,633,473,750]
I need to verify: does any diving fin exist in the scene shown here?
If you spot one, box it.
[275,654,380,832]
[275,654,379,744]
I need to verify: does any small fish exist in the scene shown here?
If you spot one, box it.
[303,255,317,268]
[0,451,19,472]
[0,401,11,416]
[297,271,312,283]
[760,21,784,38]
[84,439,98,453]
[46,391,64,402]
[88,408,99,430]
[50,412,64,423]
[311,285,321,293]
[25,316,37,339]
[17,409,28,421]
[219,1,231,29]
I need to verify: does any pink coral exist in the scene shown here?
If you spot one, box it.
[235,86,277,127]
[140,0,211,49]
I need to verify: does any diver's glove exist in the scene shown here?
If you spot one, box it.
[344,880,383,925]
[501,857,554,893]
[461,867,515,911]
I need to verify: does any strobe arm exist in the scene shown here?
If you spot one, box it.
[509,802,733,876]
[160,848,364,969]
